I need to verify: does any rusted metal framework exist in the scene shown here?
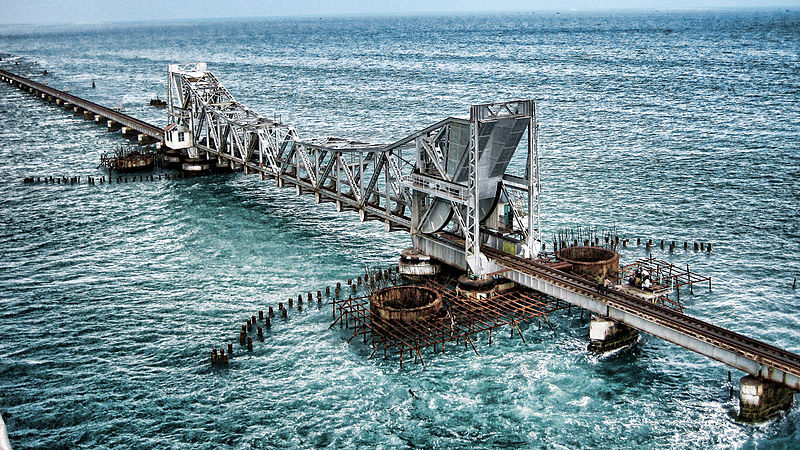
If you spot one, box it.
[620,256,711,297]
[330,276,569,367]
[166,62,542,276]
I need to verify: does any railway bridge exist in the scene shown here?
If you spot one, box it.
[2,63,798,421]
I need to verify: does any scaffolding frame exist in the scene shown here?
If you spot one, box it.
[330,277,569,367]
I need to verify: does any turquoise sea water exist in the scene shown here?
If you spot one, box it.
[1,10,799,448]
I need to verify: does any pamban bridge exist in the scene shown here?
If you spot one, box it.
[1,62,798,423]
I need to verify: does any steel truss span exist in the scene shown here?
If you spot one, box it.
[164,63,800,391]
[166,62,541,277]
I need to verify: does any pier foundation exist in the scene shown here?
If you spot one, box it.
[738,375,795,422]
[398,248,440,279]
[588,315,639,352]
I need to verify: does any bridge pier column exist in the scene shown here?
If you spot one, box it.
[137,133,155,144]
[588,315,639,352]
[107,120,121,131]
[398,248,440,279]
[738,375,795,422]
[121,127,137,138]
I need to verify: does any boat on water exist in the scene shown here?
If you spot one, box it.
[149,96,167,107]
[99,145,155,173]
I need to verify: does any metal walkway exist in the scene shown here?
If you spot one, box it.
[3,65,799,390]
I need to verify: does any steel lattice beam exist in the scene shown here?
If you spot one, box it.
[166,63,542,275]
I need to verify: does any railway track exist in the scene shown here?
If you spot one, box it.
[483,246,800,379]
[0,68,163,139]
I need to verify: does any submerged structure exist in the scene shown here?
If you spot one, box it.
[1,63,798,422]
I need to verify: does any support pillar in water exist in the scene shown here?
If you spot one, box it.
[588,315,639,352]
[397,248,440,279]
[738,375,795,422]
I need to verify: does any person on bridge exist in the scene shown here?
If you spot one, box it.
[604,278,614,293]
[596,275,611,294]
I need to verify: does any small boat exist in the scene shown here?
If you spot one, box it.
[99,145,155,173]
[149,96,167,108]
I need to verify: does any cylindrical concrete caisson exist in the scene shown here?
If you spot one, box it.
[369,286,442,322]
[398,248,440,279]
[556,246,620,281]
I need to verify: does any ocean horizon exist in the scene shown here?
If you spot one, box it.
[1,9,798,448]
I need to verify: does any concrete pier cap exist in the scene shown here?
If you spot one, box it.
[398,247,440,278]
[588,315,639,353]
[739,375,796,422]
[456,274,498,300]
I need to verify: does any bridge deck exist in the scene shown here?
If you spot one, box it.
[0,69,163,139]
[4,67,799,390]
[412,234,800,389]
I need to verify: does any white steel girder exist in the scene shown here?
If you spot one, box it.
[166,63,541,272]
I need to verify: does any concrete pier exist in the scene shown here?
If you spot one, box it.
[398,248,440,278]
[588,315,639,352]
[739,375,795,422]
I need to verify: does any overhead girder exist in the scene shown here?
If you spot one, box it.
[166,63,541,276]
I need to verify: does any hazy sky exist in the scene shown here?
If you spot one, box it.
[1,0,798,24]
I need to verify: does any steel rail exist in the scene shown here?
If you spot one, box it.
[482,246,800,378]
[0,69,163,139]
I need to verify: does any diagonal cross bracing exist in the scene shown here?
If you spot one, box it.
[166,63,541,257]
